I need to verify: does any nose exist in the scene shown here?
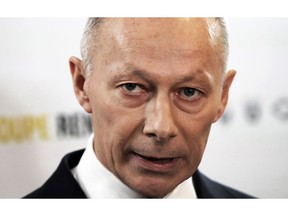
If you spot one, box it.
[143,94,178,142]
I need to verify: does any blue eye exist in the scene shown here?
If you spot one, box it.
[179,88,201,100]
[183,88,196,97]
[123,83,137,91]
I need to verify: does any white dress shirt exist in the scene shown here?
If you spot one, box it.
[72,134,197,198]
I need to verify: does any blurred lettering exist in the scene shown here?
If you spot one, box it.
[0,115,49,143]
[56,113,92,138]
[272,97,288,121]
[244,101,262,123]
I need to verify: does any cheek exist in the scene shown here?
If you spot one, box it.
[180,102,218,159]
[184,122,211,154]
[90,92,144,147]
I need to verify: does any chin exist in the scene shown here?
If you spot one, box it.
[138,188,171,198]
[131,175,181,198]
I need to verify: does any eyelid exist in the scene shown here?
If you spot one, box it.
[121,83,140,89]
[176,87,203,101]
[118,79,152,89]
[120,82,144,88]
[119,83,147,96]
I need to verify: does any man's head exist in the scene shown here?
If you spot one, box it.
[69,18,235,198]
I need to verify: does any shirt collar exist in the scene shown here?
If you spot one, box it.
[72,134,197,198]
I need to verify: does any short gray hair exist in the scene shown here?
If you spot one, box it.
[80,18,104,75]
[80,18,229,76]
[207,17,229,73]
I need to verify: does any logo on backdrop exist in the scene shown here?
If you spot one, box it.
[0,112,92,144]
[220,97,288,124]
[0,97,288,144]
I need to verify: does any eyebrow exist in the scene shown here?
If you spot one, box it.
[178,72,213,88]
[112,64,213,90]
[111,64,154,83]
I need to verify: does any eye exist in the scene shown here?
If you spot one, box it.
[120,83,145,95]
[179,87,201,101]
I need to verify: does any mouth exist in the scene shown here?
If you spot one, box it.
[133,152,179,173]
[138,154,174,163]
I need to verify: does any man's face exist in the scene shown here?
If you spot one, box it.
[71,18,235,197]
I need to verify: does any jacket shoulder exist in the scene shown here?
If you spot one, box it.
[192,170,254,198]
[24,149,87,198]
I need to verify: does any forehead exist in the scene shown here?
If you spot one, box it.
[100,18,212,54]
[95,18,218,75]
[91,18,222,84]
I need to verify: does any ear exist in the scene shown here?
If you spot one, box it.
[69,56,92,113]
[213,69,236,123]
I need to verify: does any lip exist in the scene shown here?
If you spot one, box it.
[132,152,179,173]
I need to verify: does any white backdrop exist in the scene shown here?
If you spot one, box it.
[0,18,287,198]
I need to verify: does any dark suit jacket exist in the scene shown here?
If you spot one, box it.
[24,149,253,198]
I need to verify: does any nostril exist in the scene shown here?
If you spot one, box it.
[144,130,177,143]
[146,133,157,138]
